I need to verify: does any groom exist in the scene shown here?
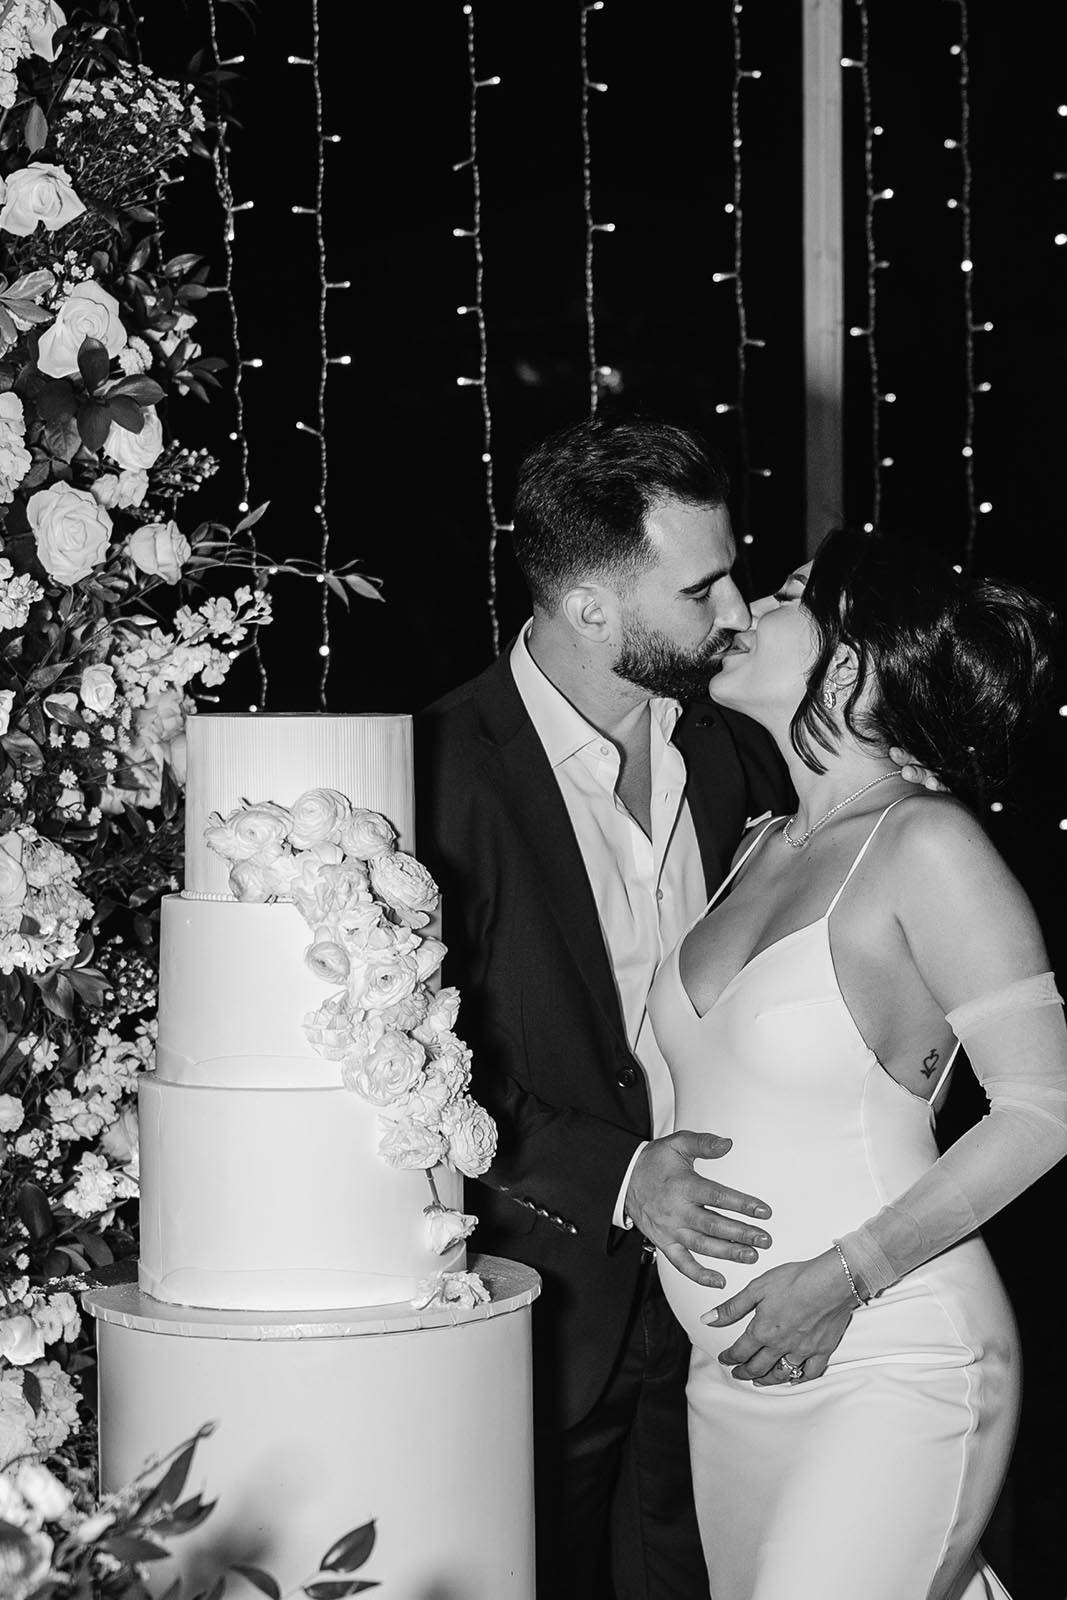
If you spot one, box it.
[417,416,793,1599]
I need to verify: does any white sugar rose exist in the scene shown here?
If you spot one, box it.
[305,935,350,987]
[91,468,148,510]
[0,832,27,910]
[79,663,116,713]
[369,851,439,926]
[414,986,461,1044]
[0,1314,46,1366]
[36,280,127,379]
[412,936,446,983]
[205,802,292,863]
[378,1113,446,1171]
[0,688,14,737]
[377,987,430,1033]
[288,787,352,849]
[127,519,190,584]
[380,1069,452,1126]
[425,1206,477,1255]
[228,857,279,902]
[411,1269,490,1311]
[0,1094,24,1132]
[15,1461,71,1522]
[342,1031,425,1106]
[442,1095,498,1178]
[28,483,111,585]
[339,808,396,860]
[352,950,419,1011]
[0,162,84,237]
[105,405,164,472]
[426,1033,473,1098]
[303,995,357,1060]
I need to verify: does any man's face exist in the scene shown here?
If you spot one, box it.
[611,499,751,701]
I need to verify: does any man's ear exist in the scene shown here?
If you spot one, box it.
[560,583,615,643]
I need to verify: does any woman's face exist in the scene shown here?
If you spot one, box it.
[709,561,817,723]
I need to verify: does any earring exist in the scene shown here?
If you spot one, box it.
[822,681,838,710]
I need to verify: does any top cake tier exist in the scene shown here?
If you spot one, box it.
[183,713,415,897]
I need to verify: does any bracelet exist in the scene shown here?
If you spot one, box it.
[832,1241,868,1308]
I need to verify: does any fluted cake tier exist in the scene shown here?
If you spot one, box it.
[140,893,464,1312]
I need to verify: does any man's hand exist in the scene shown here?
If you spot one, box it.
[624,1130,773,1289]
[889,747,947,792]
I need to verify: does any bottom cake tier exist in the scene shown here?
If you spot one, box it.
[138,1073,465,1311]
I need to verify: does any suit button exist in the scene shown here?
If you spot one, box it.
[617,1065,639,1088]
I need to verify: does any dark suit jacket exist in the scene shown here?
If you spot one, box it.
[416,648,794,1427]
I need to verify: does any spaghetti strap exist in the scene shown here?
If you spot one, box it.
[824,797,910,917]
[701,816,785,919]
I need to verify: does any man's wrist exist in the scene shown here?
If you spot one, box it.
[613,1141,648,1230]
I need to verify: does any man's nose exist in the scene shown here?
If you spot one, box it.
[719,582,751,633]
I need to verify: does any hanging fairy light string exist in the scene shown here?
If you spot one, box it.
[945,1,989,571]
[712,0,768,553]
[288,0,353,706]
[204,0,267,707]
[579,0,612,417]
[842,1,892,533]
[453,3,508,656]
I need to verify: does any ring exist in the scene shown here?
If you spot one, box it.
[775,1356,805,1383]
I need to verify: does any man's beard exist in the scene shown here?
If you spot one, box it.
[613,613,737,701]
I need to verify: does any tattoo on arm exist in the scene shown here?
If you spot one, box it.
[921,1048,940,1079]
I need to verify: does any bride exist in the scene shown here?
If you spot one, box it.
[648,529,1066,1600]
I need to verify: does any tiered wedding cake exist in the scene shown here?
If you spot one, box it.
[85,715,539,1599]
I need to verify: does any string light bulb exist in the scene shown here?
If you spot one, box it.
[848,0,887,531]
[946,1,981,568]
[580,0,611,416]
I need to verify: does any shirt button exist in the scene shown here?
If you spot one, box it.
[617,1065,639,1089]
[599,743,611,757]
[655,889,664,902]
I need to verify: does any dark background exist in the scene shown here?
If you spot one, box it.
[146,2,1065,1590]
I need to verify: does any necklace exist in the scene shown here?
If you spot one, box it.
[782,771,900,849]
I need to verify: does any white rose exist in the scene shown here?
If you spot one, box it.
[27,483,111,585]
[14,1462,71,1522]
[36,280,127,380]
[205,802,291,863]
[305,935,350,987]
[376,987,429,1033]
[378,1113,447,1171]
[425,1034,473,1099]
[303,995,356,1060]
[352,950,419,1012]
[90,468,148,510]
[0,162,84,237]
[341,1031,425,1106]
[228,857,279,903]
[288,788,352,849]
[100,1104,139,1178]
[104,405,164,472]
[127,519,189,584]
[369,851,439,925]
[339,808,397,860]
[411,1270,490,1312]
[414,986,461,1043]
[0,688,13,737]
[425,1206,478,1255]
[380,1069,452,1127]
[0,1315,46,1366]
[27,3,67,62]
[442,1095,498,1178]
[79,663,116,713]
[412,936,446,984]
[0,1094,24,1133]
[0,833,27,910]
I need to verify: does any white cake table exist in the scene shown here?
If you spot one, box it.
[84,1255,540,1599]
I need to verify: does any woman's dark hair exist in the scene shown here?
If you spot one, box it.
[793,528,1058,806]
[511,415,729,608]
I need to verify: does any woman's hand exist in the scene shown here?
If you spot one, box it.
[701,1248,859,1385]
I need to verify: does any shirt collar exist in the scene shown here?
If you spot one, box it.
[509,621,682,768]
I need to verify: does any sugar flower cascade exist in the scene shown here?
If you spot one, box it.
[206,788,497,1310]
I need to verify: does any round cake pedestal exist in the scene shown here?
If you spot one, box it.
[84,1255,540,1599]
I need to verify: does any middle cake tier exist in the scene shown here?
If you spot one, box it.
[139,893,465,1312]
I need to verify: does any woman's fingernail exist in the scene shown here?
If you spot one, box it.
[755,1234,771,1248]
[703,1309,720,1326]
[754,1206,772,1219]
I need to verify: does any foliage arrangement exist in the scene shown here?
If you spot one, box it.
[0,4,308,1586]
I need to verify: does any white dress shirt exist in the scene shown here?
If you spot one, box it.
[509,624,708,1227]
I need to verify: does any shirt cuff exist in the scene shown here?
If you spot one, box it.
[612,1141,649,1230]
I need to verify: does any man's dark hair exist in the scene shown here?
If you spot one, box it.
[511,415,730,608]
[793,527,1058,807]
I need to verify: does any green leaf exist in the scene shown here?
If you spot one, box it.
[1,731,44,772]
[127,238,153,274]
[234,502,269,535]
[67,968,110,1008]
[21,1367,42,1415]
[162,253,204,277]
[1,299,51,325]
[37,970,75,1020]
[24,102,48,153]
[0,307,17,346]
[344,574,384,603]
[154,1495,216,1535]
[105,375,164,405]
[320,1523,376,1574]
[5,271,54,302]
[138,1439,199,1518]
[77,400,112,453]
[325,574,350,610]
[43,415,83,463]
[160,759,181,821]
[27,661,72,691]
[77,337,111,394]
[16,1182,52,1243]
[229,1567,281,1599]
[303,1580,378,1598]
[42,700,84,730]
[99,1535,172,1563]
[77,1230,114,1268]
[36,380,77,425]
[105,395,145,433]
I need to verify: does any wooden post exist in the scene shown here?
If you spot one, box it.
[803,0,844,555]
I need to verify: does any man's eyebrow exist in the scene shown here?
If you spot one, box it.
[679,566,732,596]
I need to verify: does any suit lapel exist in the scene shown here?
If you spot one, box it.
[475,654,631,1053]
[674,704,749,896]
